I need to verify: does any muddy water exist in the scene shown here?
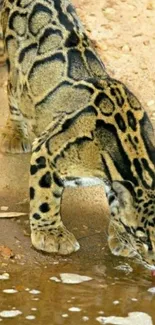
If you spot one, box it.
[0,247,155,325]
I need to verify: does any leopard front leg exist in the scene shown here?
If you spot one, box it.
[29,145,80,255]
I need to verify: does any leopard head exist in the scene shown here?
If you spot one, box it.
[105,180,155,270]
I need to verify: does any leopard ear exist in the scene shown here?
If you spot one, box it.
[112,181,135,208]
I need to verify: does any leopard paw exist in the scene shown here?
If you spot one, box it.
[31,226,80,255]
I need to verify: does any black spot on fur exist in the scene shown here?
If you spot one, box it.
[127,110,137,131]
[115,113,126,132]
[143,200,153,208]
[30,187,35,199]
[6,59,10,72]
[34,144,42,152]
[30,165,38,175]
[53,172,63,187]
[53,0,74,31]
[65,30,79,47]
[108,194,116,205]
[110,87,125,107]
[137,189,143,197]
[33,213,41,220]
[39,172,51,188]
[134,136,139,143]
[36,156,46,169]
[39,203,50,213]
[136,226,145,233]
[143,208,149,215]
[128,134,137,150]
[148,210,154,216]
[53,192,61,198]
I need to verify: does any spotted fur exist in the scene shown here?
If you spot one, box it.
[1,0,155,269]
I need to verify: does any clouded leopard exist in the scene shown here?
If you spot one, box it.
[1,0,155,270]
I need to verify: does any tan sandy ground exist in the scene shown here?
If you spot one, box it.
[74,0,155,129]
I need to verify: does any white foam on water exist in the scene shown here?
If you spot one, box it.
[0,310,22,318]
[68,307,81,312]
[50,276,61,283]
[113,301,120,305]
[60,273,92,284]
[29,290,41,295]
[96,312,153,325]
[82,316,89,321]
[3,289,18,294]
[62,314,69,318]
[25,315,36,320]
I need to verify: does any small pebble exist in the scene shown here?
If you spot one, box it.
[0,273,10,280]
[147,100,155,107]
[122,44,130,53]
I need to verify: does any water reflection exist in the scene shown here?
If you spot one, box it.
[0,256,155,325]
